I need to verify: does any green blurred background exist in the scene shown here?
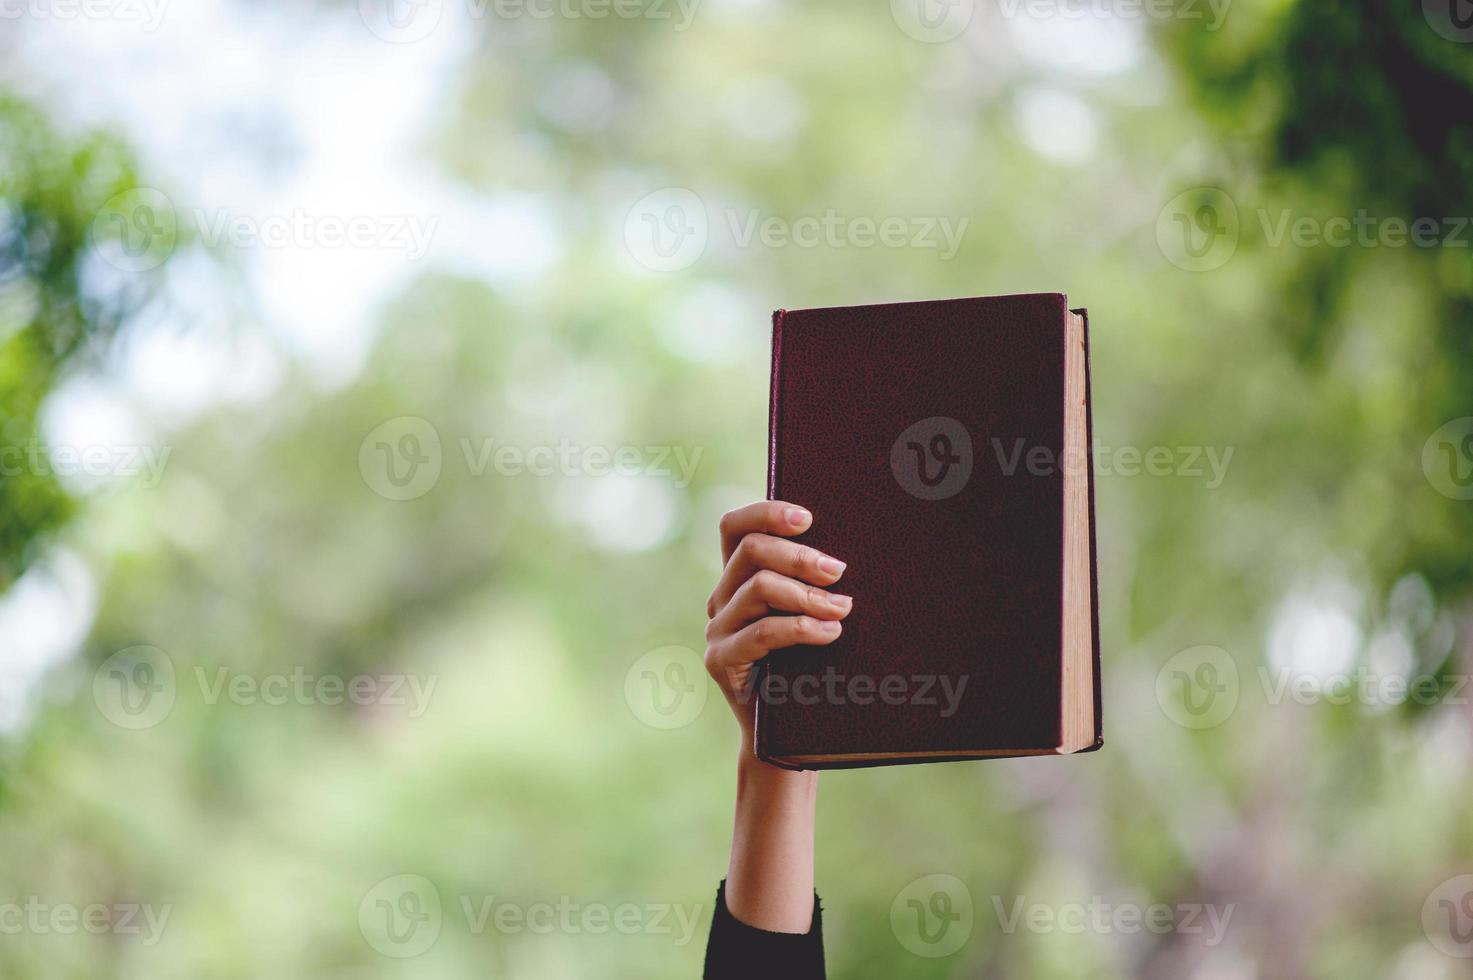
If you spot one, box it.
[2,0,1473,977]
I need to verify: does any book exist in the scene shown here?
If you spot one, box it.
[755,292,1101,769]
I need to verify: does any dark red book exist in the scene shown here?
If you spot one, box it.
[755,293,1101,769]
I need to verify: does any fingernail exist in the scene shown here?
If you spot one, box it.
[828,593,853,611]
[785,507,811,528]
[818,620,842,635]
[819,557,846,577]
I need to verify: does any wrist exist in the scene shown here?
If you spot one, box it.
[736,744,818,789]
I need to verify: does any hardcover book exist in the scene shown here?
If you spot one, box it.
[755,292,1102,769]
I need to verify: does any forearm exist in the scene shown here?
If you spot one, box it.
[723,749,818,933]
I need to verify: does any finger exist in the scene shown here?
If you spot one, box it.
[707,533,847,614]
[710,614,843,670]
[707,569,852,640]
[718,500,812,564]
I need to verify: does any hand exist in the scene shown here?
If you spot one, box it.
[704,500,853,743]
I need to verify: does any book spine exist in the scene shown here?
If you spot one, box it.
[756,309,799,768]
[767,309,785,502]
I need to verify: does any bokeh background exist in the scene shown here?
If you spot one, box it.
[2,0,1473,977]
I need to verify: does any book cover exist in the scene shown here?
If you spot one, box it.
[756,292,1101,769]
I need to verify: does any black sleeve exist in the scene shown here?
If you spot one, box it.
[702,879,825,979]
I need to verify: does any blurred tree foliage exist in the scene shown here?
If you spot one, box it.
[1163,1,1473,597]
[1,3,1472,979]
[0,96,161,588]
